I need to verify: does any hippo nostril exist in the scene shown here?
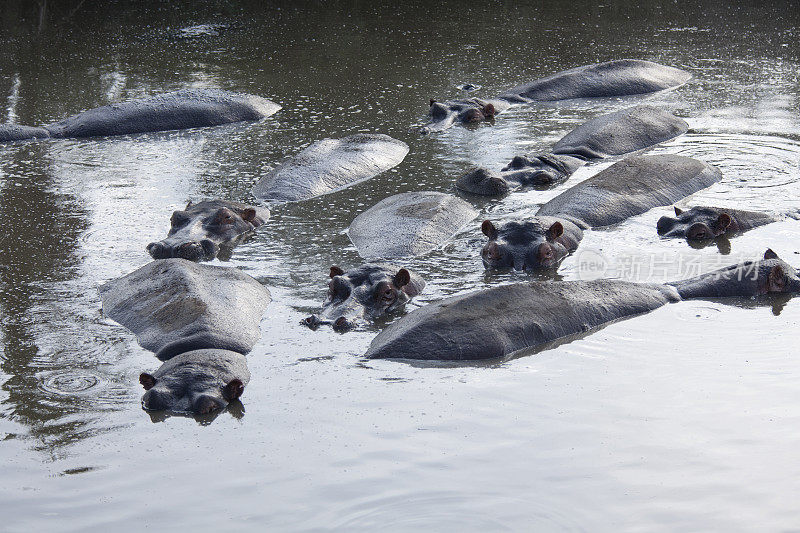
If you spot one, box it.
[175,242,204,261]
[147,242,170,259]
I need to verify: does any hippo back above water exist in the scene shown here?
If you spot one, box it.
[0,88,281,142]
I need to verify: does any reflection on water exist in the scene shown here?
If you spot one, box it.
[1,0,800,530]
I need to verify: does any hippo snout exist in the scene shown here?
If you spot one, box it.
[147,239,219,261]
[303,314,322,329]
[332,316,354,333]
[302,314,354,332]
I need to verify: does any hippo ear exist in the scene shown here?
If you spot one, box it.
[429,99,436,107]
[139,373,157,390]
[768,265,787,292]
[481,220,498,240]
[547,221,564,240]
[185,200,193,209]
[222,379,245,402]
[393,268,411,289]
[673,206,683,216]
[483,103,496,118]
[764,248,779,260]
[241,207,260,225]
[715,213,732,231]
[330,265,344,278]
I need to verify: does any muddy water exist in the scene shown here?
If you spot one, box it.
[1,1,799,530]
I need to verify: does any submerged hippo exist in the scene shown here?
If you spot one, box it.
[422,59,691,133]
[480,154,722,271]
[303,264,426,332]
[365,250,798,361]
[348,191,478,259]
[147,199,269,262]
[251,134,409,203]
[0,88,281,143]
[457,105,689,195]
[657,206,778,242]
[99,259,270,415]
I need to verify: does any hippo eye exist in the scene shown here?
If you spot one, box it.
[170,213,189,228]
[381,287,395,302]
[215,210,235,225]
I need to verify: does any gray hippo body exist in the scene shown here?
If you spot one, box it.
[100,259,270,415]
[0,88,281,143]
[304,264,426,332]
[252,134,409,203]
[423,60,691,133]
[348,192,478,259]
[481,155,722,272]
[457,105,689,195]
[366,250,798,361]
[657,206,778,242]
[147,200,270,262]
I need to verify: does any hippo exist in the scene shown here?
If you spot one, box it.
[365,250,798,361]
[457,105,689,195]
[0,88,281,143]
[303,264,426,332]
[147,199,270,262]
[480,218,583,271]
[422,59,691,133]
[657,206,778,242]
[252,134,409,203]
[99,259,270,415]
[480,154,722,271]
[348,191,478,259]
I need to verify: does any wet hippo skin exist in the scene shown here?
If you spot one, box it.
[422,59,691,133]
[456,105,689,194]
[0,88,281,142]
[147,199,270,262]
[366,250,799,361]
[304,263,426,332]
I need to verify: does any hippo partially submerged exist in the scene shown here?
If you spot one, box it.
[365,250,798,361]
[457,105,689,195]
[147,200,270,262]
[0,88,281,143]
[657,206,778,242]
[304,264,426,332]
[99,259,270,415]
[481,154,722,271]
[348,191,478,259]
[422,59,691,133]
[251,134,409,203]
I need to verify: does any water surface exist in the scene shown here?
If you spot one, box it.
[1,1,799,531]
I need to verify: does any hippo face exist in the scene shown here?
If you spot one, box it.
[670,249,800,299]
[481,218,583,271]
[657,206,733,241]
[499,154,568,186]
[304,264,425,332]
[422,98,506,133]
[139,349,250,415]
[147,200,268,261]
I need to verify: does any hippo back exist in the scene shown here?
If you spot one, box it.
[552,105,688,160]
[252,134,409,203]
[365,280,679,361]
[500,59,691,102]
[99,258,271,360]
[45,89,281,139]
[536,154,722,228]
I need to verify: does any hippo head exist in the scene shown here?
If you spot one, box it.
[139,349,250,415]
[481,218,582,271]
[422,99,504,133]
[657,206,733,241]
[499,154,570,186]
[459,103,496,124]
[147,200,268,262]
[670,249,800,299]
[304,264,425,332]
[455,167,511,196]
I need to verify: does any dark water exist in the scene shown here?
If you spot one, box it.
[1,1,799,530]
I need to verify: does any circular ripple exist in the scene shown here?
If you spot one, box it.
[37,370,102,396]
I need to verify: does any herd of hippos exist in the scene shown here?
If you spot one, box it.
[4,59,798,415]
